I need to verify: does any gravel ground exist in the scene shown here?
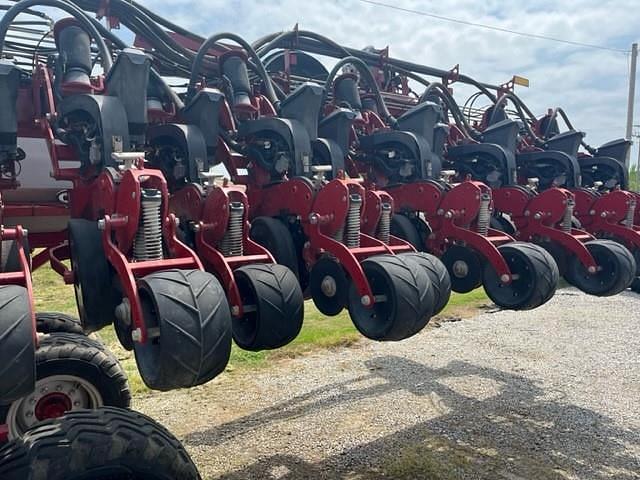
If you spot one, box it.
[134,288,640,480]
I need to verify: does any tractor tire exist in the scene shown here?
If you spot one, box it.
[0,407,201,480]
[233,264,304,351]
[398,252,452,316]
[347,255,433,341]
[482,242,559,310]
[0,285,35,405]
[35,312,84,335]
[565,240,636,296]
[68,219,120,333]
[135,269,232,391]
[0,332,130,439]
[250,216,300,279]
[390,214,425,251]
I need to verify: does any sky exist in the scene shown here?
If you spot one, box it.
[137,0,640,164]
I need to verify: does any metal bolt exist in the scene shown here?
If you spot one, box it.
[131,328,142,342]
[500,274,511,283]
[231,306,240,316]
[174,217,180,227]
[533,213,542,220]
[361,295,372,306]
[97,219,106,231]
[588,266,597,274]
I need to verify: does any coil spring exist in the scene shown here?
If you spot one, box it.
[219,202,245,257]
[133,189,163,261]
[377,202,392,245]
[477,193,491,236]
[625,198,637,229]
[345,194,362,248]
[561,198,575,233]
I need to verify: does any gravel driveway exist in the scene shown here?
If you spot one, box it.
[134,288,640,479]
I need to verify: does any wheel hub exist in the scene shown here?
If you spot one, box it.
[7,374,103,439]
[35,392,72,421]
[452,260,469,278]
[320,275,337,297]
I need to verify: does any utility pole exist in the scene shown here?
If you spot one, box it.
[632,125,640,190]
[625,43,638,168]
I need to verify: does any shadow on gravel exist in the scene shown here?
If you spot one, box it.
[187,356,640,480]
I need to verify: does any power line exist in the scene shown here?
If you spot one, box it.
[354,0,630,54]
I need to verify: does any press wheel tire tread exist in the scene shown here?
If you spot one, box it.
[565,239,636,296]
[135,269,232,391]
[348,255,433,341]
[483,242,559,310]
[233,264,304,351]
[250,217,300,278]
[35,312,84,335]
[0,407,201,480]
[0,285,35,404]
[398,252,452,316]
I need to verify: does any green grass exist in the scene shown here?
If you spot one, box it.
[33,265,488,396]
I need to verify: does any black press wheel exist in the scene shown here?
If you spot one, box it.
[1,238,29,273]
[398,252,452,316]
[347,255,433,342]
[565,239,636,296]
[135,269,233,391]
[441,245,484,293]
[0,332,131,439]
[309,257,350,316]
[233,264,304,351]
[0,285,35,404]
[390,214,426,251]
[482,242,559,310]
[250,216,300,279]
[0,407,201,480]
[68,219,120,333]
[489,215,516,236]
[35,312,84,335]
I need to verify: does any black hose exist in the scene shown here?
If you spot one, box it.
[419,82,478,139]
[321,56,397,127]
[490,93,543,146]
[188,32,278,106]
[0,0,112,71]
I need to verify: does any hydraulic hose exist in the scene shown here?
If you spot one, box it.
[0,0,112,71]
[188,32,278,106]
[322,56,397,128]
[490,92,544,146]
[418,82,479,139]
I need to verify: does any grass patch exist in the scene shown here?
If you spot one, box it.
[33,265,488,396]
